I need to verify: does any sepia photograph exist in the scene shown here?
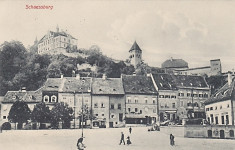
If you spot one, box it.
[0,0,235,150]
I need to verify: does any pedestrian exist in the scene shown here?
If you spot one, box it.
[129,126,132,134]
[170,134,175,146]
[77,137,86,150]
[119,132,125,145]
[126,136,132,145]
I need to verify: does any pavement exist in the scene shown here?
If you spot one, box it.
[0,126,235,150]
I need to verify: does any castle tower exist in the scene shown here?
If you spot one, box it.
[210,59,222,76]
[129,41,142,68]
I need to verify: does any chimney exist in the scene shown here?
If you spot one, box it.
[133,72,136,76]
[228,72,233,86]
[102,74,107,80]
[76,74,80,80]
[61,74,64,79]
[21,87,26,92]
[170,57,173,61]
[147,73,151,77]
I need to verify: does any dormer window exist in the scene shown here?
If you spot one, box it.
[12,95,16,99]
[51,95,57,103]
[43,95,49,103]
[160,83,163,87]
[28,95,32,100]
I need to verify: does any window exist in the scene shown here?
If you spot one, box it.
[127,97,131,103]
[227,104,230,108]
[118,104,121,110]
[101,103,105,108]
[102,114,104,116]
[3,116,6,119]
[95,114,98,116]
[220,105,222,109]
[140,110,142,114]
[172,103,175,108]
[159,95,164,98]
[153,107,156,113]
[94,103,98,108]
[110,104,114,109]
[210,107,213,110]
[206,108,209,111]
[128,108,131,112]
[134,97,138,103]
[226,115,229,125]
[215,106,217,110]
[152,98,156,104]
[199,94,203,98]
[215,116,218,124]
[171,95,176,99]
[165,95,170,98]
[43,95,49,103]
[135,108,138,112]
[111,114,115,118]
[51,95,57,103]
[145,98,148,104]
[187,93,191,97]
[221,116,225,124]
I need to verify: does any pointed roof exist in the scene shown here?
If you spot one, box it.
[129,41,142,52]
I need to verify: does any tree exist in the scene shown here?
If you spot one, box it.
[78,104,96,128]
[50,102,73,129]
[31,102,51,128]
[8,100,31,129]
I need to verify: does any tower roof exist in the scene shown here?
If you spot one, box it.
[129,41,142,52]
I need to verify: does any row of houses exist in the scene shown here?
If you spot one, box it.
[0,73,211,129]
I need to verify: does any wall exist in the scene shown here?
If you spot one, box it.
[184,125,235,139]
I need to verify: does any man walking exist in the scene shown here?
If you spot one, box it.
[129,126,132,134]
[170,134,175,146]
[119,132,125,145]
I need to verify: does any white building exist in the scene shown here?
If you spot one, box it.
[38,26,78,55]
[205,73,235,125]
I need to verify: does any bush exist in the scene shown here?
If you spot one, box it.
[1,122,11,130]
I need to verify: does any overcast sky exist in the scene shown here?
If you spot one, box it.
[0,0,235,72]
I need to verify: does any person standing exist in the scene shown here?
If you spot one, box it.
[77,137,86,150]
[119,132,125,145]
[129,126,132,134]
[170,134,175,146]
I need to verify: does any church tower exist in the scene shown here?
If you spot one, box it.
[129,41,142,68]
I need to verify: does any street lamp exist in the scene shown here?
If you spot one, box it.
[191,88,194,118]
[81,79,85,137]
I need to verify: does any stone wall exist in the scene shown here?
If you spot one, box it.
[184,125,235,139]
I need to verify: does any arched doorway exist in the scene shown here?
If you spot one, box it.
[220,130,225,139]
[208,130,212,138]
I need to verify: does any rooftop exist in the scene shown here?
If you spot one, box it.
[172,75,209,88]
[3,91,42,103]
[92,78,124,95]
[129,41,142,52]
[122,75,158,94]
[151,73,178,90]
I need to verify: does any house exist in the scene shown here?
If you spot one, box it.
[172,75,210,121]
[161,57,188,73]
[58,75,92,128]
[204,73,235,125]
[38,26,78,55]
[91,74,125,128]
[0,88,41,129]
[121,74,158,125]
[151,73,178,122]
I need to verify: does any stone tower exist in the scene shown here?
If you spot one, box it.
[129,41,142,68]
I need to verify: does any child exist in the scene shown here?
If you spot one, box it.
[127,136,132,145]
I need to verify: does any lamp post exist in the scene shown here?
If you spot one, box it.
[191,88,194,118]
[74,91,76,129]
[81,79,85,137]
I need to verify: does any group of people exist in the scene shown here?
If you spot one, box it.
[119,126,132,145]
[76,127,175,149]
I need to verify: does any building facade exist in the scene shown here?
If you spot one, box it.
[151,73,179,122]
[91,74,125,128]
[122,75,158,125]
[205,73,235,125]
[38,26,78,55]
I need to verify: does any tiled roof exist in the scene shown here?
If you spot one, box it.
[43,78,63,91]
[151,73,178,90]
[205,80,235,105]
[3,91,41,103]
[162,58,188,69]
[122,75,158,94]
[92,78,124,95]
[129,41,142,52]
[172,75,208,88]
[61,77,92,93]
[175,66,210,71]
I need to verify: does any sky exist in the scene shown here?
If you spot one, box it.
[0,0,235,72]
